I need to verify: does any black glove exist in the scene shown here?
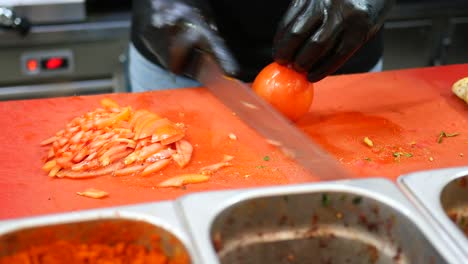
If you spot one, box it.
[273,0,394,82]
[132,0,239,77]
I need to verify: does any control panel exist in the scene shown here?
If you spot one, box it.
[21,50,74,76]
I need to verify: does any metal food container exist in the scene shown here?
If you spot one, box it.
[398,166,468,261]
[178,178,459,264]
[0,201,196,263]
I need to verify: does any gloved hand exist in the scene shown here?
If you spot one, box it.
[273,0,394,82]
[132,0,239,77]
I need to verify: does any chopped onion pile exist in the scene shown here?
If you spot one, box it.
[41,98,192,179]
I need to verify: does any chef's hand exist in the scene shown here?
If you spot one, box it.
[133,0,239,77]
[273,0,394,82]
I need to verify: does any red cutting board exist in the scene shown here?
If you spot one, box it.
[300,64,467,177]
[0,64,466,220]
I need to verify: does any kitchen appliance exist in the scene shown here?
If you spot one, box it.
[0,0,131,100]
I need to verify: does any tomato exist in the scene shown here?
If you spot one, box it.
[252,62,314,121]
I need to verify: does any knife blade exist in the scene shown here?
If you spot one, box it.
[186,52,353,181]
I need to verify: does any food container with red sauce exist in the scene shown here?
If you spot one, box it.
[178,176,464,263]
[399,166,468,261]
[0,201,196,263]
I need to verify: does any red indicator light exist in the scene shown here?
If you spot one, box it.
[26,59,38,72]
[45,57,64,70]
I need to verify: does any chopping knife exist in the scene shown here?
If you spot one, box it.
[186,51,353,181]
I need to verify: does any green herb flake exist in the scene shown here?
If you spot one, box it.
[393,152,413,161]
[364,157,372,162]
[321,193,330,207]
[263,155,270,161]
[437,131,445,143]
[438,131,460,144]
[352,196,363,205]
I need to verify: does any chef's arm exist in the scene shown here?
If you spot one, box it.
[273,0,395,82]
[132,0,239,77]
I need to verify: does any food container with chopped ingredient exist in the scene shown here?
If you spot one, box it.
[177,178,460,263]
[398,166,468,261]
[0,201,196,263]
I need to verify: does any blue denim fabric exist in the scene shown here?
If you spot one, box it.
[128,43,201,92]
